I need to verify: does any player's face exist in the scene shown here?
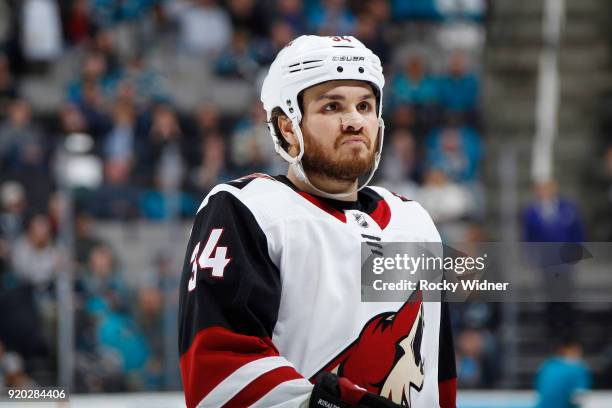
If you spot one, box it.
[300,80,379,181]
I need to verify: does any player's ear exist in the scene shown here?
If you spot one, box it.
[278,115,299,156]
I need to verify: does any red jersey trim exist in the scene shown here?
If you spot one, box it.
[222,366,304,407]
[438,377,457,408]
[179,326,280,408]
[298,192,347,223]
[369,198,391,230]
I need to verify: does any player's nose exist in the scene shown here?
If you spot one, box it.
[341,111,364,133]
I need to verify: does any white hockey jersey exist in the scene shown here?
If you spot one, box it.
[178,174,456,408]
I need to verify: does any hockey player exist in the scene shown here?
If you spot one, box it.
[179,35,456,408]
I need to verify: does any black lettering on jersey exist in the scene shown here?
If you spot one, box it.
[362,233,383,256]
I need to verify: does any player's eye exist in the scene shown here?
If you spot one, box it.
[323,103,338,112]
[357,101,372,111]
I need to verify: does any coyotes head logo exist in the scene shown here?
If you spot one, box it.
[312,297,424,406]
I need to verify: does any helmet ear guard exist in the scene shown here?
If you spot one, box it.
[261,35,385,198]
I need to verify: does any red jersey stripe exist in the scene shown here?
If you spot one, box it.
[438,377,457,408]
[179,326,280,408]
[222,366,304,407]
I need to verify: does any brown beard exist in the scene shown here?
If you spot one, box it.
[301,131,377,182]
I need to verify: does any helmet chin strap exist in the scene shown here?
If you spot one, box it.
[289,118,385,200]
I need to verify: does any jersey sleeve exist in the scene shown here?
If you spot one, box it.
[438,302,457,408]
[178,189,313,408]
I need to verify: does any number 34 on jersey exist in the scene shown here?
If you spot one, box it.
[187,228,231,291]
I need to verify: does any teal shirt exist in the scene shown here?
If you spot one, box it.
[535,357,591,408]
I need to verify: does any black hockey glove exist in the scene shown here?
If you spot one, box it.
[309,372,404,408]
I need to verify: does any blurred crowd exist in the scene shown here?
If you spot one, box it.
[0,0,495,392]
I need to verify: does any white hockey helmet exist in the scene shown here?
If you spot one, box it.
[260,35,385,198]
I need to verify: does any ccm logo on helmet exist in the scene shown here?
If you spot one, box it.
[332,56,365,62]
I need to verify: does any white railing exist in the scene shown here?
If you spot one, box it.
[532,0,565,183]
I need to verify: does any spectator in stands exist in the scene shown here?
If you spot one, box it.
[0,99,53,209]
[187,132,229,197]
[230,98,283,175]
[0,54,17,114]
[186,101,225,184]
[439,50,479,114]
[226,0,270,38]
[307,0,357,36]
[388,53,439,108]
[79,81,115,143]
[418,168,476,240]
[523,179,585,335]
[425,116,482,183]
[389,103,422,136]
[354,13,390,67]
[45,191,64,238]
[89,300,150,387]
[74,211,105,268]
[91,30,122,80]
[454,322,499,389]
[65,0,95,45]
[358,0,391,24]
[134,286,163,390]
[79,244,150,385]
[73,308,126,392]
[89,0,118,27]
[253,20,295,66]
[535,336,591,408]
[0,99,45,174]
[105,102,136,162]
[80,244,129,313]
[135,103,201,219]
[58,103,88,136]
[89,0,156,28]
[74,244,127,392]
[195,102,222,137]
[136,103,186,188]
[0,181,27,246]
[455,328,483,388]
[165,0,231,56]
[275,0,306,35]
[67,51,118,105]
[88,158,141,219]
[140,249,180,305]
[115,0,158,23]
[12,213,58,291]
[213,30,259,79]
[120,56,168,105]
[523,180,585,243]
[380,128,422,197]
